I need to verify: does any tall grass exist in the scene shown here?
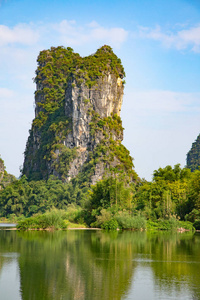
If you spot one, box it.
[17,208,68,230]
[116,213,146,230]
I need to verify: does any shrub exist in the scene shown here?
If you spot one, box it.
[147,218,179,231]
[185,209,200,223]
[101,219,118,230]
[146,218,194,231]
[17,208,68,230]
[116,213,146,230]
[90,209,113,228]
[63,204,83,223]
[193,220,200,230]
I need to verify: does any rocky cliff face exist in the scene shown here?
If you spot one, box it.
[187,134,200,171]
[23,45,137,185]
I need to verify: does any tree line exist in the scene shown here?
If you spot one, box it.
[0,164,200,230]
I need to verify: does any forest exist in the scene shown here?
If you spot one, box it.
[0,162,199,231]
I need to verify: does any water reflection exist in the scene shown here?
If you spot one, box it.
[0,251,21,300]
[0,230,200,300]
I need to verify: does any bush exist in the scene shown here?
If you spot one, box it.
[101,219,118,230]
[146,218,178,231]
[185,209,200,223]
[17,208,68,230]
[146,218,194,231]
[193,220,200,230]
[116,213,146,230]
[63,204,83,223]
[90,209,113,228]
[178,220,195,231]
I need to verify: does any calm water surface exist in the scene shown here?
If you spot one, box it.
[0,229,200,300]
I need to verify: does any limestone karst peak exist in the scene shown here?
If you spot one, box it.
[23,45,137,184]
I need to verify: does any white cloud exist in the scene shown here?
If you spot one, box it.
[0,23,39,46]
[51,20,128,48]
[126,90,200,117]
[139,24,200,53]
[0,87,15,98]
[87,21,99,28]
[0,20,128,49]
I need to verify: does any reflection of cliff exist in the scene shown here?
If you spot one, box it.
[18,230,134,300]
[62,231,134,300]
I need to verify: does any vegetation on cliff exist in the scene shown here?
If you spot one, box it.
[187,134,200,171]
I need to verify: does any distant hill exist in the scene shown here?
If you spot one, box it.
[187,134,200,171]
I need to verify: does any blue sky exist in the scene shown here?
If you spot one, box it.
[0,0,200,180]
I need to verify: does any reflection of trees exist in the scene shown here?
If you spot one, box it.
[1,230,200,299]
[148,233,200,299]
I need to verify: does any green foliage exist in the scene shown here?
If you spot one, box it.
[0,176,89,217]
[17,208,68,230]
[185,208,200,222]
[146,219,194,231]
[193,220,200,230]
[89,177,134,211]
[86,112,137,182]
[153,164,191,182]
[135,165,191,220]
[63,204,85,224]
[147,218,179,231]
[23,104,76,180]
[101,219,118,230]
[187,170,200,211]
[116,212,146,230]
[0,157,16,189]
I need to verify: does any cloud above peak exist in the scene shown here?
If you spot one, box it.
[0,20,128,49]
[52,20,128,48]
[139,24,200,53]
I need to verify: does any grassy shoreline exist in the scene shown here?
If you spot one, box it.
[0,208,196,232]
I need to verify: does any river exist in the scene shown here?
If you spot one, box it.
[0,228,199,300]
